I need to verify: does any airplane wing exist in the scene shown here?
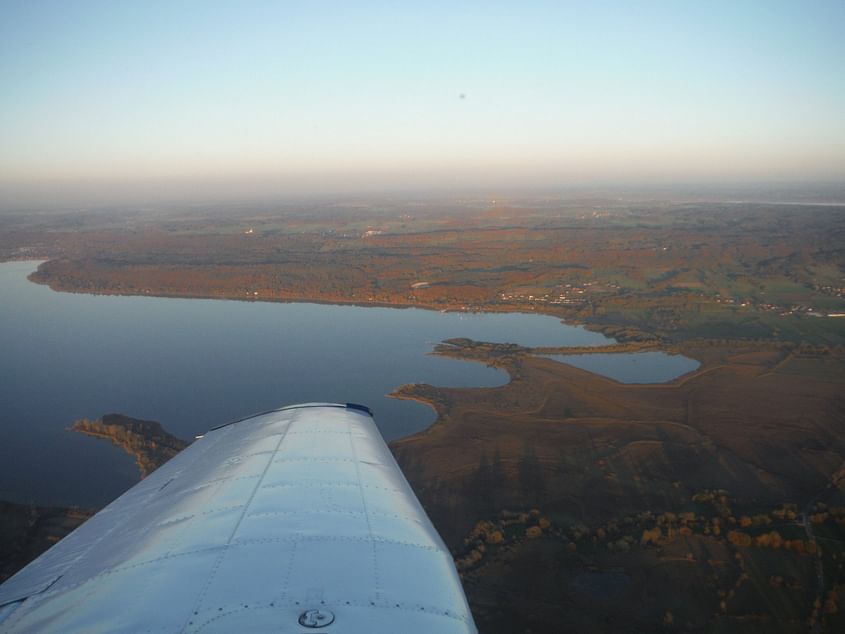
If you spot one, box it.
[0,403,477,633]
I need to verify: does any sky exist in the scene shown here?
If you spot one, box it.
[1,0,844,207]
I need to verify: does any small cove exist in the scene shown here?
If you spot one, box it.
[542,351,700,383]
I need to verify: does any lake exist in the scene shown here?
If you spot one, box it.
[1,261,617,507]
[1,261,700,507]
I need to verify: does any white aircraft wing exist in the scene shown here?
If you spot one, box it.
[0,403,477,633]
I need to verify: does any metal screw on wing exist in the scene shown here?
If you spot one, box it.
[298,608,335,628]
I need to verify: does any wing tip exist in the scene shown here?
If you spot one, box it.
[344,402,373,417]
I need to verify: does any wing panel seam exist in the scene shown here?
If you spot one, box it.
[180,416,293,632]
[347,424,382,603]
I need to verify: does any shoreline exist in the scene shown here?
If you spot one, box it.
[386,390,444,440]
[21,258,623,333]
[27,270,576,319]
[24,260,668,347]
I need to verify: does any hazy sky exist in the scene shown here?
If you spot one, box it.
[1,0,844,206]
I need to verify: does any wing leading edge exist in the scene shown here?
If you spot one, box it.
[0,403,477,633]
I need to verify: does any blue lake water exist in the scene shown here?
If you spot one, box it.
[1,261,615,507]
[543,352,700,383]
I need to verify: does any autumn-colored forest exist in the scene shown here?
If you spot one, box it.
[4,199,843,345]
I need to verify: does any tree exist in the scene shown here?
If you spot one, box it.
[727,530,752,547]
[526,526,542,539]
[641,527,662,545]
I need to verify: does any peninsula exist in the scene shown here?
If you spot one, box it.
[389,338,845,633]
[70,414,190,479]
[1,414,189,584]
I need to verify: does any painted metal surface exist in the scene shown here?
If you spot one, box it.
[0,403,477,633]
